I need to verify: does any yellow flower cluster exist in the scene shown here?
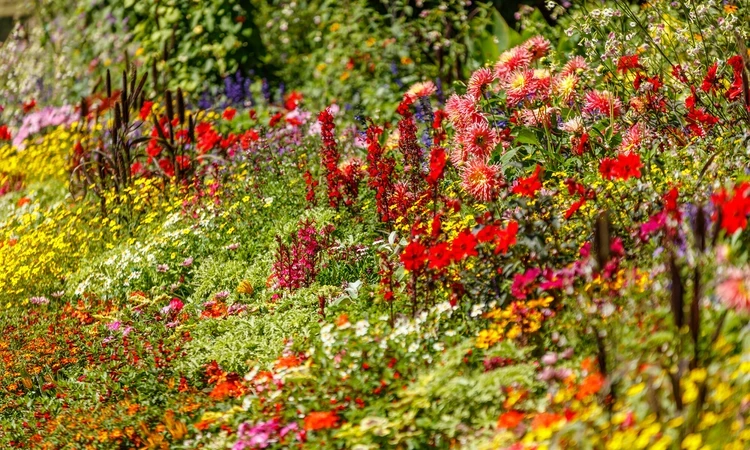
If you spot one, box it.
[0,125,77,189]
[476,296,553,349]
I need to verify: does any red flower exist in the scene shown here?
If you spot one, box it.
[701,62,720,93]
[158,158,175,177]
[175,155,191,170]
[269,112,283,127]
[22,99,36,113]
[139,101,154,121]
[565,198,586,220]
[222,107,237,121]
[130,161,144,176]
[450,230,478,260]
[617,152,643,179]
[711,183,750,235]
[599,153,642,181]
[511,165,543,198]
[285,91,304,111]
[720,192,750,234]
[572,132,588,155]
[494,221,519,255]
[304,411,339,431]
[672,64,688,83]
[476,225,499,243]
[426,147,447,185]
[497,411,524,429]
[428,242,452,270]
[400,241,427,271]
[0,125,11,141]
[240,129,260,149]
[616,54,640,73]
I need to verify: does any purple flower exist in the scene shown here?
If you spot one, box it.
[541,352,558,366]
[30,296,49,305]
[228,303,247,316]
[157,264,169,273]
[182,257,194,267]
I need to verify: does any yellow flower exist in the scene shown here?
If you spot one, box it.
[682,434,702,450]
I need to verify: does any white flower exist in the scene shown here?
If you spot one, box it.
[355,320,369,337]
[470,303,485,318]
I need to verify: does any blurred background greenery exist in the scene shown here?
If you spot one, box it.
[0,0,568,119]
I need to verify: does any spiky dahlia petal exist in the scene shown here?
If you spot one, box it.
[582,90,622,118]
[525,35,552,60]
[494,47,533,82]
[467,68,496,100]
[459,121,498,159]
[461,159,502,202]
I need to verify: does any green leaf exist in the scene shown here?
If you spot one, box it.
[514,129,540,146]
[471,9,521,63]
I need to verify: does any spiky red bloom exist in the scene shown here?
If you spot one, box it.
[467,68,496,100]
[495,47,533,82]
[460,159,502,202]
[617,54,641,73]
[459,121,498,159]
[582,90,622,118]
[445,94,484,131]
[505,70,538,107]
[560,56,588,77]
[365,125,396,222]
[525,36,551,60]
[318,108,343,208]
[700,62,720,93]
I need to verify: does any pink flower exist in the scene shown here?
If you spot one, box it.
[467,68,496,100]
[445,94,484,130]
[561,56,588,76]
[460,159,502,202]
[717,267,750,314]
[459,121,498,159]
[583,90,622,118]
[525,36,551,60]
[505,70,537,106]
[494,47,532,82]
[511,268,541,299]
[169,298,185,313]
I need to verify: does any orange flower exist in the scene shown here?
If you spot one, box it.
[335,314,349,327]
[576,373,605,400]
[531,412,564,430]
[303,411,340,431]
[497,410,524,429]
[194,419,215,431]
[580,357,596,373]
[275,354,302,369]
